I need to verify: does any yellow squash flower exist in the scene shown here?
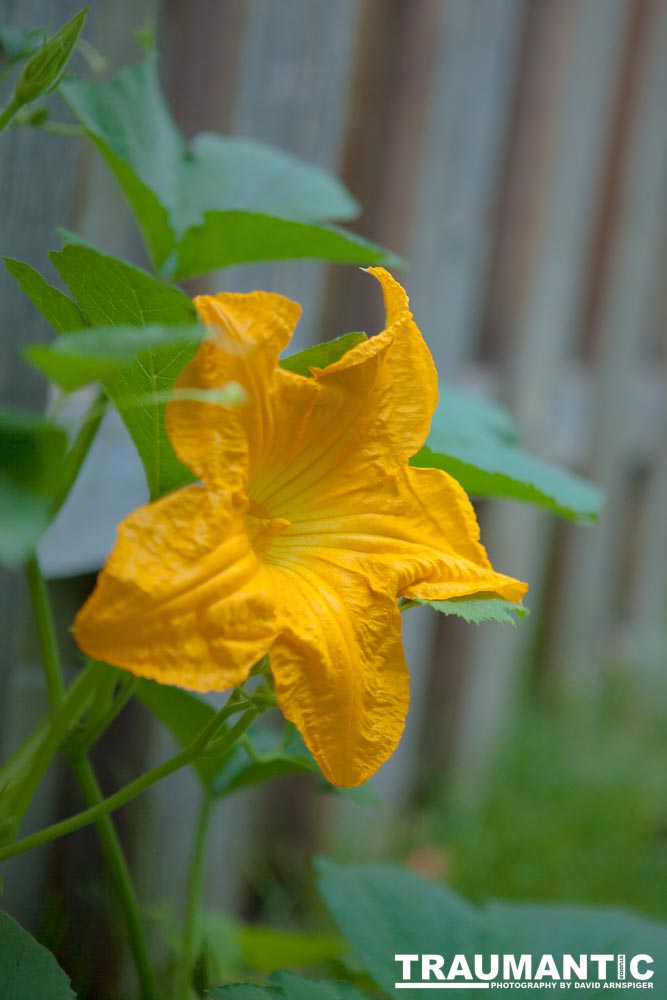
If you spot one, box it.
[74,269,527,787]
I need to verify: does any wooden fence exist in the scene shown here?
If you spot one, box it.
[2,0,667,969]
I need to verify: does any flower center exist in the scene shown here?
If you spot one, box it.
[246,498,290,554]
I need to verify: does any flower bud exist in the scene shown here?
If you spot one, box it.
[14,8,87,106]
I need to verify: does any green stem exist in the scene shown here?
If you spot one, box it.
[51,390,107,519]
[75,36,107,74]
[0,96,22,133]
[69,674,138,758]
[0,663,98,840]
[0,706,257,865]
[69,756,157,1000]
[178,793,214,999]
[12,116,85,136]
[39,121,85,136]
[24,555,65,710]
[23,556,157,1000]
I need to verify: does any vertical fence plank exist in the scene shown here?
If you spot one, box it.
[396,0,526,814]
[554,0,667,696]
[408,0,525,377]
[220,0,364,351]
[630,402,667,680]
[448,0,631,799]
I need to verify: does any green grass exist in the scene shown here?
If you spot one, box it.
[431,686,667,918]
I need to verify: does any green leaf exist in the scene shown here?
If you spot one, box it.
[209,971,369,1000]
[413,384,603,522]
[60,59,395,275]
[316,860,478,997]
[316,860,667,995]
[136,684,308,797]
[49,243,195,326]
[211,725,319,798]
[3,258,86,333]
[0,27,48,64]
[47,244,198,497]
[0,911,75,998]
[55,227,99,249]
[102,340,203,497]
[0,410,67,567]
[201,915,346,980]
[134,680,219,790]
[406,594,528,626]
[280,333,367,378]
[171,213,399,281]
[14,8,86,105]
[269,972,370,1000]
[25,323,204,392]
[208,986,279,1000]
[60,58,181,266]
[175,133,360,231]
[137,688,373,802]
[430,383,519,445]
[317,782,381,806]
[211,723,377,802]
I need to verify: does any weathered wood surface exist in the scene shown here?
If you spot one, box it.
[554,0,667,696]
[449,0,632,798]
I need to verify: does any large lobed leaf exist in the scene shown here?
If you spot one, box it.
[8,244,200,498]
[413,383,603,522]
[4,257,85,332]
[171,214,398,282]
[209,971,370,1000]
[176,133,360,227]
[316,860,667,996]
[0,911,75,998]
[59,58,397,277]
[26,324,204,393]
[48,242,195,327]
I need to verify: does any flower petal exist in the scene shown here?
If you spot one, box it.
[312,267,438,460]
[249,268,526,604]
[267,557,409,788]
[254,268,437,519]
[271,467,526,604]
[74,485,277,691]
[397,467,527,602]
[167,291,302,490]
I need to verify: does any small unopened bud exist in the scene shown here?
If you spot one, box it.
[16,105,50,126]
[14,8,87,105]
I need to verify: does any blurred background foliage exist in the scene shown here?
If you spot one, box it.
[418,687,667,920]
[2,0,667,996]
